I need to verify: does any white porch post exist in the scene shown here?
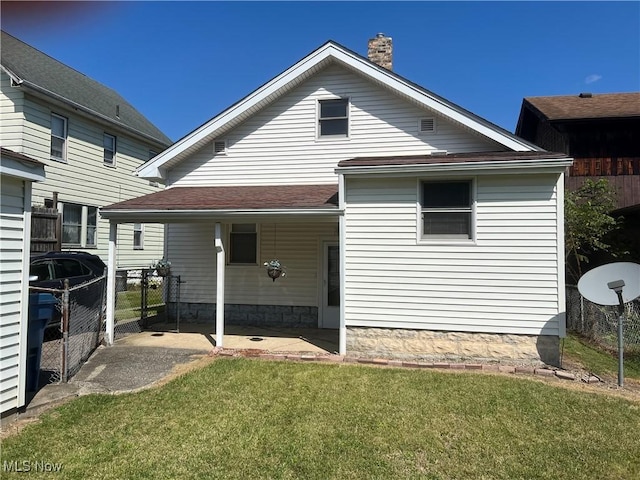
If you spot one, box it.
[105,221,117,345]
[338,173,347,355]
[214,222,225,347]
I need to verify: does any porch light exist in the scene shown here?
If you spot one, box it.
[264,259,286,282]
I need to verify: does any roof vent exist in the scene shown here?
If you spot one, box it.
[579,93,593,98]
[214,140,226,155]
[430,150,447,156]
[419,117,436,133]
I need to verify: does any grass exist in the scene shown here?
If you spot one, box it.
[115,289,164,322]
[2,358,639,479]
[562,333,640,380]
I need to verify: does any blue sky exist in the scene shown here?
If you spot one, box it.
[2,1,639,142]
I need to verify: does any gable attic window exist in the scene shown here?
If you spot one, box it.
[50,113,68,161]
[318,98,349,138]
[214,141,227,155]
[419,117,436,134]
[421,180,473,240]
[103,133,116,166]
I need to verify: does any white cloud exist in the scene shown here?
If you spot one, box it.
[585,74,602,84]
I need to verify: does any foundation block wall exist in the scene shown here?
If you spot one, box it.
[346,327,560,366]
[166,303,318,328]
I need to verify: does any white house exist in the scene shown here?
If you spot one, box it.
[0,148,45,416]
[101,35,572,365]
[0,31,171,268]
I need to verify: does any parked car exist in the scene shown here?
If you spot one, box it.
[29,251,106,290]
[29,252,107,332]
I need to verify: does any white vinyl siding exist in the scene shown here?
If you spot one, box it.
[166,222,337,307]
[343,174,562,336]
[0,72,26,151]
[0,176,28,413]
[3,92,166,268]
[168,65,501,186]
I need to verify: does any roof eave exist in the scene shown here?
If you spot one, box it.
[16,80,171,149]
[100,207,342,222]
[336,158,573,176]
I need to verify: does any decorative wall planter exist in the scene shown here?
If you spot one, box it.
[153,259,171,277]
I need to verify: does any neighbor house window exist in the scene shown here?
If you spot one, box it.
[103,133,116,166]
[133,223,143,249]
[51,113,68,161]
[421,180,473,239]
[318,98,349,138]
[86,207,98,247]
[62,203,98,247]
[62,203,82,245]
[229,224,257,264]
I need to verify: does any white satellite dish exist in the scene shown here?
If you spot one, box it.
[577,262,640,306]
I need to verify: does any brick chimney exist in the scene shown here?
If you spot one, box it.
[367,33,392,70]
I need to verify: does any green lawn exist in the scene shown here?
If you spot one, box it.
[2,358,639,479]
[563,333,640,380]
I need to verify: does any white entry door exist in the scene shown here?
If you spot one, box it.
[320,242,340,329]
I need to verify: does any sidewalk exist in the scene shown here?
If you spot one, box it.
[21,325,338,420]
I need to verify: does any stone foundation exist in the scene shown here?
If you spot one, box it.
[166,303,318,328]
[346,327,560,366]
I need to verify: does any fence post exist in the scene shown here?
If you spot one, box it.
[61,278,70,383]
[141,269,148,328]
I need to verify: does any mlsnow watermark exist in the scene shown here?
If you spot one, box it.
[3,460,63,473]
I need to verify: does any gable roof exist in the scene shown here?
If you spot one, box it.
[1,147,46,182]
[1,31,171,148]
[521,92,640,122]
[136,40,540,180]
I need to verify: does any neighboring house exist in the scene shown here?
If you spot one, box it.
[102,35,572,365]
[0,148,45,416]
[516,92,640,264]
[0,31,172,268]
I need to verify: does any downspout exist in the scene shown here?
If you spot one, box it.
[215,223,225,347]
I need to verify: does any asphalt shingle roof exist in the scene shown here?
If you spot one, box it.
[1,31,172,147]
[337,151,570,168]
[102,184,339,211]
[524,93,640,121]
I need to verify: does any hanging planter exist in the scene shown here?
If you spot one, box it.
[153,258,171,277]
[264,259,286,282]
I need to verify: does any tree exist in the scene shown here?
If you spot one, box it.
[565,179,622,282]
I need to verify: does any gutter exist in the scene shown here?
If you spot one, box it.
[100,207,343,221]
[9,75,170,149]
[336,158,574,176]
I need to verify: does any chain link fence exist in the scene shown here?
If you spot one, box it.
[566,285,640,355]
[114,269,174,339]
[31,275,106,386]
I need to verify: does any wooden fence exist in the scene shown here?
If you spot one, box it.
[31,206,61,253]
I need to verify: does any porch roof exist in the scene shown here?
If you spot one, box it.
[100,184,340,221]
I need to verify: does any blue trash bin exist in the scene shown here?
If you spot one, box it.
[27,293,58,392]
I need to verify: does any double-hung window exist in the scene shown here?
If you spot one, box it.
[62,203,98,247]
[318,98,349,138]
[133,223,144,249]
[229,224,257,264]
[421,180,473,240]
[51,113,68,161]
[103,133,116,166]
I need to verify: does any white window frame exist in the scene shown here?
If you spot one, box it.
[317,97,350,140]
[417,178,476,244]
[103,133,116,166]
[61,202,99,248]
[133,223,144,250]
[50,113,68,161]
[228,223,259,265]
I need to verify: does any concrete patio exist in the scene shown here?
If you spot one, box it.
[117,323,340,354]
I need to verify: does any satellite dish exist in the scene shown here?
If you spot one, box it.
[577,262,640,306]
